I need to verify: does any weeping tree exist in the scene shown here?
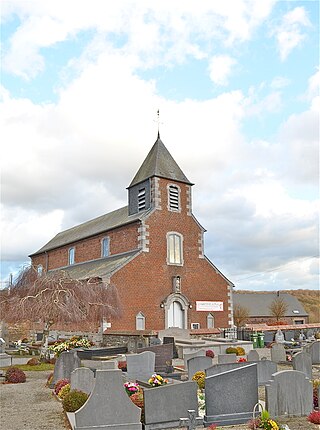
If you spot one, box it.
[0,266,121,358]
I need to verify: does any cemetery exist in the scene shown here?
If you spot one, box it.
[1,331,319,429]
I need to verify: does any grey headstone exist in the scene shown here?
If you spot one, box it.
[0,353,11,367]
[126,351,155,379]
[143,380,199,429]
[271,343,286,363]
[51,350,81,388]
[72,370,142,429]
[248,350,260,362]
[138,343,173,373]
[206,360,277,386]
[266,370,313,417]
[71,367,95,395]
[307,341,320,364]
[218,353,237,364]
[184,349,206,369]
[81,359,117,370]
[188,356,213,380]
[204,363,259,426]
[292,351,312,380]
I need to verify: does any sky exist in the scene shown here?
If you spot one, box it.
[1,0,319,292]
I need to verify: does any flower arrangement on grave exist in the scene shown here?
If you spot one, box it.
[313,379,319,408]
[48,336,93,357]
[237,357,247,362]
[236,346,246,356]
[58,383,71,400]
[197,389,205,417]
[62,389,89,412]
[225,347,238,354]
[308,410,320,424]
[148,373,168,387]
[205,349,215,358]
[118,360,127,371]
[54,378,70,395]
[124,381,140,396]
[192,371,205,390]
[248,409,284,430]
[130,388,145,422]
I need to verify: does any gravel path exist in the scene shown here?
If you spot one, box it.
[0,371,67,430]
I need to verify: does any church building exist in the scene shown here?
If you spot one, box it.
[30,135,234,331]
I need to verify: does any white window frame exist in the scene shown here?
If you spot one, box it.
[167,184,181,212]
[191,323,200,329]
[136,312,145,330]
[167,232,184,266]
[68,247,75,265]
[101,237,110,258]
[207,313,214,329]
[37,264,43,276]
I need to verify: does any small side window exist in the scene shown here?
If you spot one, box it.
[207,313,214,329]
[101,237,110,257]
[37,265,43,276]
[68,247,75,265]
[136,312,145,330]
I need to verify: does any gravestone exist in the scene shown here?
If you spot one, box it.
[248,350,260,362]
[306,341,320,364]
[204,363,259,426]
[187,356,213,380]
[292,351,312,380]
[143,380,200,429]
[163,337,178,358]
[180,410,202,430]
[275,329,285,343]
[266,370,313,417]
[70,367,95,395]
[271,343,286,363]
[126,351,155,379]
[138,343,173,372]
[81,359,117,370]
[70,370,142,429]
[184,349,206,369]
[51,350,81,388]
[0,353,11,367]
[217,353,237,364]
[206,360,277,386]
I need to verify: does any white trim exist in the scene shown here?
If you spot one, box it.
[136,311,145,330]
[166,231,184,266]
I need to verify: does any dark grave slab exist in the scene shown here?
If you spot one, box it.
[51,350,81,388]
[163,336,178,358]
[137,343,173,373]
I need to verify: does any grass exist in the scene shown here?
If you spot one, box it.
[1,363,54,372]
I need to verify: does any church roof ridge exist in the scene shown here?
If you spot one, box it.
[128,135,193,187]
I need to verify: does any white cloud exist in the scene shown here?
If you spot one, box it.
[208,55,237,86]
[273,6,311,61]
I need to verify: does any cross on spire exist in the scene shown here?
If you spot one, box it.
[154,109,163,138]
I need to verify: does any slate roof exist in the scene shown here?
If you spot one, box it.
[233,292,308,317]
[48,250,141,279]
[29,206,148,256]
[129,135,193,187]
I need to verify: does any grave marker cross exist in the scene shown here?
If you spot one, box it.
[179,409,197,430]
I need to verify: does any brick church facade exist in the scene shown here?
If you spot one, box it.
[30,135,234,331]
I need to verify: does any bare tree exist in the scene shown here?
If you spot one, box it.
[233,304,250,327]
[269,296,288,323]
[0,266,121,357]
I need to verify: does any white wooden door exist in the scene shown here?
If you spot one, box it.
[168,301,184,328]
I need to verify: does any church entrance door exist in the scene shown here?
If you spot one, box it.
[168,301,184,328]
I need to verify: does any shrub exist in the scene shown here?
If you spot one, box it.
[205,350,215,358]
[237,357,247,362]
[58,383,71,400]
[5,367,26,383]
[192,371,205,390]
[62,389,89,412]
[308,410,320,424]
[236,346,246,356]
[27,357,40,366]
[130,388,144,422]
[54,378,70,395]
[225,347,238,354]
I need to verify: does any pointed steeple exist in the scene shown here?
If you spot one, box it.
[129,136,193,187]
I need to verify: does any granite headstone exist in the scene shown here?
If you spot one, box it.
[70,367,95,395]
[51,350,81,388]
[292,351,312,380]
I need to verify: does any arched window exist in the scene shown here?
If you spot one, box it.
[68,247,75,265]
[207,313,214,329]
[167,232,183,265]
[136,312,145,330]
[101,237,110,257]
[168,184,180,211]
[37,265,43,276]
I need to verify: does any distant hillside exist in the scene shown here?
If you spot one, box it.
[236,289,320,323]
